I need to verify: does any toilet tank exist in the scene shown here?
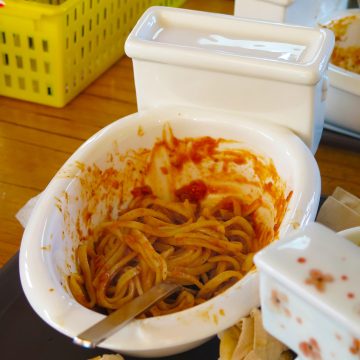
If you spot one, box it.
[125,7,334,153]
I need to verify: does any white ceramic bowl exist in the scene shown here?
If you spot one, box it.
[19,106,320,357]
[319,9,360,135]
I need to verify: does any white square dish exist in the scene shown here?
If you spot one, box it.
[255,223,360,359]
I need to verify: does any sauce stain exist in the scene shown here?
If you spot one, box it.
[55,123,292,297]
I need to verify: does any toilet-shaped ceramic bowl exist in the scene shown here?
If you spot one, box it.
[20,7,334,357]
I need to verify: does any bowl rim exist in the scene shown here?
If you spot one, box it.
[319,8,360,96]
[19,106,320,353]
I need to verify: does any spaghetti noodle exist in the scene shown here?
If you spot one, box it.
[69,185,264,316]
[66,125,291,316]
[324,15,360,75]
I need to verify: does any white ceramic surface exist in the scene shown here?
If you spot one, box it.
[319,9,360,136]
[338,226,360,246]
[20,105,320,357]
[234,0,348,27]
[125,6,334,153]
[255,223,360,360]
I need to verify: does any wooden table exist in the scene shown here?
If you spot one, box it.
[1,0,359,268]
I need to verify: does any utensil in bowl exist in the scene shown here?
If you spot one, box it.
[74,282,181,348]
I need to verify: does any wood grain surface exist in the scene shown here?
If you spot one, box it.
[0,0,359,268]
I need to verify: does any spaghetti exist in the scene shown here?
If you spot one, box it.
[324,15,360,75]
[66,125,291,316]
[69,185,264,316]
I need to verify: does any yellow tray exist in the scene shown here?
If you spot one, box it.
[0,0,185,107]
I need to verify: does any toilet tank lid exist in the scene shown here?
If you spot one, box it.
[125,7,334,85]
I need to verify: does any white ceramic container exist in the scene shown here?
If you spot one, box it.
[234,0,348,27]
[20,105,320,357]
[319,9,360,136]
[255,223,360,360]
[125,7,334,153]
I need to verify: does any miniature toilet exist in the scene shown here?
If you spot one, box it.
[19,7,336,357]
[234,0,348,27]
[125,6,334,153]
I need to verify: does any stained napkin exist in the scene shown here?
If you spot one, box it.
[218,308,294,360]
[16,193,41,228]
[316,187,360,231]
[89,355,124,360]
